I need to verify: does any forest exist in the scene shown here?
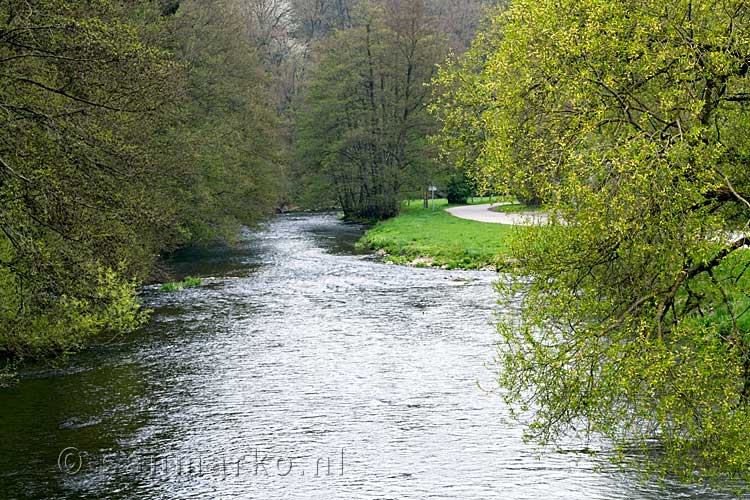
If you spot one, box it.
[1,0,285,367]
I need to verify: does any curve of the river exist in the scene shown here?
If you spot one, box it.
[0,214,736,499]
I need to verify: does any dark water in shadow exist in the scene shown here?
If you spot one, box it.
[0,214,739,499]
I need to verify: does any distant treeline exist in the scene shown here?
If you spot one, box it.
[291,0,501,220]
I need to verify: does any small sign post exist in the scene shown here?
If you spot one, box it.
[428,185,438,213]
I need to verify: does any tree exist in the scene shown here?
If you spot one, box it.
[288,0,497,212]
[428,0,504,52]
[435,0,750,481]
[445,172,472,204]
[0,0,184,365]
[166,0,286,244]
[290,0,356,42]
[0,0,286,372]
[294,0,448,220]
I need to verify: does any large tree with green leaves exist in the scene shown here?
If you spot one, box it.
[0,0,286,373]
[0,0,182,365]
[435,0,750,480]
[165,0,286,244]
[294,0,448,219]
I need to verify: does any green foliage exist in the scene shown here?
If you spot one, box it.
[358,198,517,269]
[293,0,449,220]
[165,0,285,244]
[0,0,179,365]
[0,0,285,369]
[159,276,202,292]
[435,0,750,482]
[446,173,473,204]
[0,265,148,360]
[488,203,542,214]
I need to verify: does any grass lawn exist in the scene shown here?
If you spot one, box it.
[689,248,750,335]
[489,203,543,214]
[357,197,521,270]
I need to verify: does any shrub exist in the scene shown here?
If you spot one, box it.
[159,277,203,292]
[446,174,472,204]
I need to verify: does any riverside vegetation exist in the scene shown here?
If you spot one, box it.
[159,277,203,292]
[433,0,750,483]
[358,198,517,269]
[0,0,285,370]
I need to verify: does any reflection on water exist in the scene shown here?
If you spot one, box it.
[0,214,738,499]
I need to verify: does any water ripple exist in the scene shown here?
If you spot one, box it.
[0,214,740,499]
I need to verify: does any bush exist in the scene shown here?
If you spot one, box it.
[446,174,472,204]
[159,277,203,292]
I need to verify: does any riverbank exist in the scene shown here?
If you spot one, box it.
[357,198,520,270]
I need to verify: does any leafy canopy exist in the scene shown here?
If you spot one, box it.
[434,0,750,481]
[294,0,448,220]
[0,0,286,370]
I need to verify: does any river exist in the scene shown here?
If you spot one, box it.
[0,214,736,499]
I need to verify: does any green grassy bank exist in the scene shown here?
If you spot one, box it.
[489,203,543,214]
[357,198,519,270]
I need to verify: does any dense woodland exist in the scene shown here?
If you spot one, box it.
[292,0,498,219]
[0,0,494,367]
[0,0,291,368]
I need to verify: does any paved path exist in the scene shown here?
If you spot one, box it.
[445,203,547,225]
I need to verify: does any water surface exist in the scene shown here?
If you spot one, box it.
[0,214,736,499]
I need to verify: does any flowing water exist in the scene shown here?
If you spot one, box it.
[0,214,739,499]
